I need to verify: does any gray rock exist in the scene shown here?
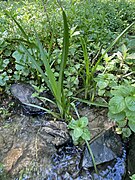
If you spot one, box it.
[10,83,44,115]
[82,129,122,168]
[38,120,70,146]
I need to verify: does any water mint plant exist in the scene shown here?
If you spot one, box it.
[68,116,98,173]
[108,84,135,137]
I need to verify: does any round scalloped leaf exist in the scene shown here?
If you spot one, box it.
[125,96,135,111]
[97,80,108,89]
[111,85,135,97]
[73,127,83,139]
[68,120,77,129]
[108,111,125,121]
[78,117,88,128]
[82,128,91,141]
[109,96,126,114]
[122,128,132,137]
[128,120,135,132]
[117,119,127,128]
[126,109,135,121]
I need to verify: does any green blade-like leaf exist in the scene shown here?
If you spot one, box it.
[23,103,60,119]
[5,11,29,42]
[72,97,108,107]
[35,32,58,98]
[91,22,135,75]
[58,9,69,94]
[21,44,51,89]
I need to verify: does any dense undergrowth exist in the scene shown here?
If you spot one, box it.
[0,0,135,135]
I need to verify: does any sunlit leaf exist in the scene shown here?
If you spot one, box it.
[125,96,135,111]
[109,96,126,114]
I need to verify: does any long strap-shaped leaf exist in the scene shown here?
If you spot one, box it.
[91,22,135,76]
[5,11,30,42]
[35,32,58,99]
[21,44,51,91]
[58,9,69,95]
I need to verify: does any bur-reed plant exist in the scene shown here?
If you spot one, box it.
[6,5,70,119]
[78,22,135,104]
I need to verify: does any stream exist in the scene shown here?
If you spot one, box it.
[0,83,134,180]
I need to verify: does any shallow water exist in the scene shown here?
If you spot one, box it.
[14,144,126,180]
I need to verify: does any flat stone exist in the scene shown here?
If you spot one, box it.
[82,129,122,168]
[10,83,44,115]
[3,148,23,171]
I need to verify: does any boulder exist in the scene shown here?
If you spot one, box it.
[10,83,45,115]
[82,129,123,168]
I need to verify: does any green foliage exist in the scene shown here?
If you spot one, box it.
[68,116,98,173]
[0,0,135,89]
[68,117,91,144]
[9,6,70,119]
[0,162,9,180]
[130,174,135,180]
[94,42,135,98]
[0,0,135,137]
[95,73,118,96]
[108,84,135,137]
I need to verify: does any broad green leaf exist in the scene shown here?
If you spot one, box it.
[97,80,108,89]
[78,117,88,128]
[126,109,135,121]
[15,64,25,70]
[71,133,79,145]
[12,51,22,61]
[68,120,77,129]
[125,96,135,111]
[128,120,135,132]
[117,119,127,128]
[98,89,105,96]
[82,128,91,141]
[122,128,132,137]
[111,85,135,97]
[127,53,135,59]
[109,96,126,114]
[73,127,83,139]
[108,111,125,121]
[130,174,135,180]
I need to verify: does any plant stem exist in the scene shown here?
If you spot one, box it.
[85,140,98,174]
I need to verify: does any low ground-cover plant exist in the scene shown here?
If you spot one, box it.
[94,43,135,98]
[0,0,135,89]
[68,116,98,173]
[108,84,135,137]
[130,174,135,180]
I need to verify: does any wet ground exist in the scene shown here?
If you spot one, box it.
[0,90,133,180]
